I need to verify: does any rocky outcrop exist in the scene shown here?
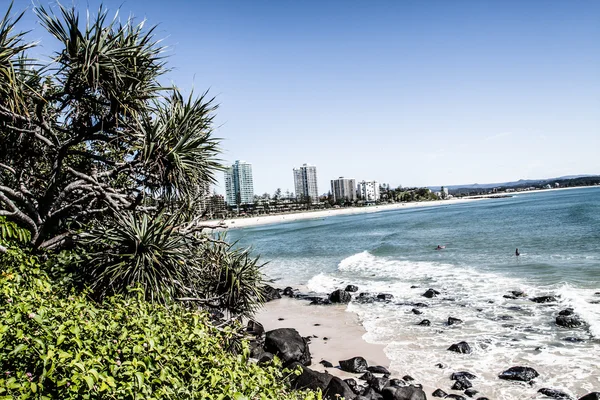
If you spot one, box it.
[448,317,463,325]
[262,285,281,301]
[264,328,311,366]
[498,366,539,382]
[329,289,352,304]
[346,285,359,292]
[448,341,472,354]
[579,393,600,400]
[556,315,584,328]
[290,363,332,391]
[538,388,573,399]
[340,356,369,373]
[324,376,355,400]
[531,295,558,303]
[382,386,427,400]
[423,289,440,298]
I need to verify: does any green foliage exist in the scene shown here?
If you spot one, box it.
[0,247,320,400]
[0,216,31,244]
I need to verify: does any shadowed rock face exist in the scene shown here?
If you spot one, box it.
[531,295,558,303]
[324,376,355,400]
[448,341,472,354]
[498,366,539,382]
[556,315,584,328]
[538,388,574,399]
[382,386,427,400]
[423,288,440,298]
[264,328,311,366]
[329,289,352,304]
[579,393,600,400]
[289,363,332,391]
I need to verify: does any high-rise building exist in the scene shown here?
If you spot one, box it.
[357,180,380,202]
[330,177,357,203]
[224,160,254,206]
[293,164,319,203]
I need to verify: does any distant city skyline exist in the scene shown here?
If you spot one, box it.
[14,0,600,195]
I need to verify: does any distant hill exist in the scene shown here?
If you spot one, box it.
[429,175,599,192]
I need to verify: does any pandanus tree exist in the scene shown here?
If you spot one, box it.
[0,3,264,316]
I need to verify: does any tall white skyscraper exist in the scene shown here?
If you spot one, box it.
[293,164,319,203]
[331,177,357,203]
[224,160,254,205]
[357,180,380,202]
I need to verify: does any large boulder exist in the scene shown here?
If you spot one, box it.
[329,289,352,304]
[290,363,332,391]
[531,295,558,303]
[382,386,427,400]
[448,341,472,354]
[324,376,355,400]
[556,315,584,328]
[340,356,369,373]
[498,366,539,382]
[369,377,390,393]
[538,388,573,399]
[579,393,600,400]
[423,289,440,298]
[264,328,311,366]
[263,285,281,301]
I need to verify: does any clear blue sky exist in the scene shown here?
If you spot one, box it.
[13,0,600,195]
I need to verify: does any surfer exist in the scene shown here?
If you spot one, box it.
[515,248,520,256]
[436,245,445,250]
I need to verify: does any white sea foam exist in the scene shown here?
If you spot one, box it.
[308,251,600,399]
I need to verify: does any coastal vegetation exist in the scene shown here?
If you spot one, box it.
[0,3,319,398]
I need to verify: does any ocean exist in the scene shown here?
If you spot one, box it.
[228,187,600,399]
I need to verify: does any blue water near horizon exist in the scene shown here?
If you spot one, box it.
[228,187,600,399]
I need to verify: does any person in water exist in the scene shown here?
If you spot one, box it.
[515,248,520,256]
[436,245,445,250]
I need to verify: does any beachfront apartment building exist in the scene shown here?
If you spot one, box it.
[224,160,255,206]
[293,164,319,204]
[357,180,380,202]
[331,177,357,203]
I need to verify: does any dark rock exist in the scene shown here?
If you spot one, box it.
[531,295,558,303]
[324,376,355,400]
[329,289,352,304]
[418,319,431,326]
[346,285,359,292]
[369,377,390,393]
[249,340,264,359]
[556,315,584,328]
[413,302,429,308]
[510,290,527,297]
[411,285,419,289]
[452,377,472,390]
[412,308,423,315]
[340,356,368,373]
[432,389,447,397]
[538,388,573,399]
[323,337,329,341]
[435,363,446,369]
[445,396,466,400]
[559,308,575,316]
[319,360,333,368]
[448,341,472,354]
[381,385,427,400]
[283,286,295,297]
[504,294,518,299]
[362,386,385,399]
[464,389,478,398]
[368,365,391,375]
[360,372,375,381]
[423,289,441,298]
[258,352,274,365]
[451,371,477,380]
[378,293,394,301]
[563,337,585,342]
[448,317,463,325]
[246,320,265,336]
[345,378,360,394]
[475,398,490,400]
[402,375,414,382]
[278,318,285,321]
[498,366,539,382]
[579,393,600,400]
[389,379,407,387]
[264,328,311,367]
[263,285,282,301]
[309,297,332,305]
[290,363,332,391]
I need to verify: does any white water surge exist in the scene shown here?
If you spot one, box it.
[307,251,600,400]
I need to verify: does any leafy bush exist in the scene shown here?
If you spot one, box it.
[0,247,320,400]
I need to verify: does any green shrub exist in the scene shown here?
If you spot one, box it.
[0,247,320,400]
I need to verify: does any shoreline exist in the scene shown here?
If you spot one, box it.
[213,185,599,230]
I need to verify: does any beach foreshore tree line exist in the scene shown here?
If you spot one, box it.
[0,3,320,398]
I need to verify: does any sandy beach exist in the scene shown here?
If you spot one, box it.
[256,297,390,379]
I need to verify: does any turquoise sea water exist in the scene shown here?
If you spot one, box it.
[229,187,600,399]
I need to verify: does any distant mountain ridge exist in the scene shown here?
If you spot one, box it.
[429,174,598,191]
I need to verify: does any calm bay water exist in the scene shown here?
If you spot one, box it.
[229,187,600,399]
